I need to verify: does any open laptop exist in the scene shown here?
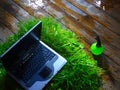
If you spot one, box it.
[0,21,67,90]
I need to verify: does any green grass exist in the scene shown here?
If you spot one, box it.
[0,17,103,90]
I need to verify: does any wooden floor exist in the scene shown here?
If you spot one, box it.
[0,0,120,89]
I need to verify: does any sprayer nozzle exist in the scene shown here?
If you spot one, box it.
[95,35,101,47]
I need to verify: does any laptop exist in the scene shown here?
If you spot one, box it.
[0,21,67,90]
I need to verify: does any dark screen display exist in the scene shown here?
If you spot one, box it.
[1,21,42,70]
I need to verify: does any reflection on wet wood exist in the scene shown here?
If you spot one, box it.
[67,0,120,35]
[13,0,48,18]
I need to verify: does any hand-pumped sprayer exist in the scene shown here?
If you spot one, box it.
[90,35,104,55]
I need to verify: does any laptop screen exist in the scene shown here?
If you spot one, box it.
[0,21,42,70]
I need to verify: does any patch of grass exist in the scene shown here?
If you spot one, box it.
[0,17,103,90]
[0,67,6,90]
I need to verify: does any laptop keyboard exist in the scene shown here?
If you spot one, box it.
[18,43,55,83]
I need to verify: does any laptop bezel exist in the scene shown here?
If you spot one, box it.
[0,21,41,58]
[0,21,42,66]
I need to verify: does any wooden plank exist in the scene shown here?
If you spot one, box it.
[0,7,19,33]
[0,0,32,21]
[67,0,120,35]
[86,0,120,23]
[99,55,120,90]
[104,55,120,85]
[13,0,48,18]
[86,0,120,10]
[0,23,13,42]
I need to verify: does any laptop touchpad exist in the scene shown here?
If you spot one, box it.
[39,66,52,79]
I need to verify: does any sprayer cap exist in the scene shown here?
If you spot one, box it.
[90,42,104,55]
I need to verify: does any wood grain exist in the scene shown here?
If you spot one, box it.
[0,24,13,42]
[0,7,19,33]
[13,0,48,18]
[0,0,32,21]
[67,0,120,35]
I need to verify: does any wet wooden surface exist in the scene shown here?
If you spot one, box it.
[0,0,120,89]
